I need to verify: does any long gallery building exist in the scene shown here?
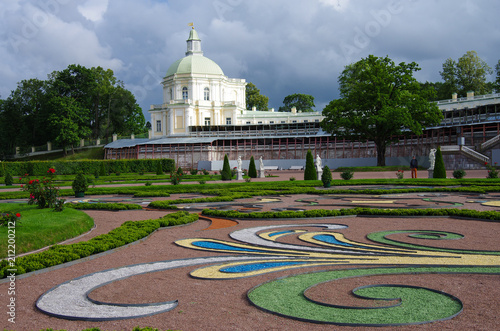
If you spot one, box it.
[104,28,500,170]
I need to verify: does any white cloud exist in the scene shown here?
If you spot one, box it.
[319,0,351,12]
[78,0,109,22]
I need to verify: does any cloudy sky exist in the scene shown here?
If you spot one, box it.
[1,0,499,122]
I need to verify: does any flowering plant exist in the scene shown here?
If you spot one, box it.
[485,162,498,178]
[396,169,404,179]
[170,172,183,185]
[0,212,21,226]
[20,168,64,210]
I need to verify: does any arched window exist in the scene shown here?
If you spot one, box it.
[182,87,188,100]
[204,87,210,101]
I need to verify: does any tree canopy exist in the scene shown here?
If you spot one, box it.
[440,51,493,97]
[246,82,269,111]
[321,55,443,166]
[278,93,315,112]
[0,64,147,157]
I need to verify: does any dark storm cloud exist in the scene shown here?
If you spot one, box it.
[1,0,499,120]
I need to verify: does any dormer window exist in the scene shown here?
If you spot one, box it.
[182,87,188,100]
[204,87,210,101]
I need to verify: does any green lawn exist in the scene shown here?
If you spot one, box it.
[0,203,94,258]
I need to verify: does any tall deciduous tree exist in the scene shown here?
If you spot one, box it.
[322,55,443,167]
[440,51,493,97]
[246,82,269,111]
[279,93,315,112]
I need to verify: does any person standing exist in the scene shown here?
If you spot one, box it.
[410,156,418,178]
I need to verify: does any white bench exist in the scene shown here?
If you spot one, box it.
[264,166,279,170]
[289,166,304,170]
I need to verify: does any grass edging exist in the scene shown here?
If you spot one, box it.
[0,211,198,279]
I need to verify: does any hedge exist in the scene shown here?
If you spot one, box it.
[202,207,500,221]
[0,159,175,176]
[0,211,198,278]
[66,202,144,210]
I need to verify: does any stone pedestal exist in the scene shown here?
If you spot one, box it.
[237,170,243,180]
[427,169,434,178]
[258,170,265,178]
[317,170,323,181]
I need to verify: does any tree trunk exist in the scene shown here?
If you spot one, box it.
[375,140,387,167]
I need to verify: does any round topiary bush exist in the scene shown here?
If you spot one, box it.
[452,169,466,179]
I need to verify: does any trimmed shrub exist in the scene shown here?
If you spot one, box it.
[4,171,13,186]
[156,160,163,175]
[72,173,89,194]
[221,154,232,180]
[453,169,466,179]
[304,150,317,180]
[0,159,175,176]
[248,156,257,178]
[433,146,447,178]
[340,170,354,180]
[321,165,332,187]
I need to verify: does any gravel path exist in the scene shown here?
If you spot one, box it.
[0,170,498,331]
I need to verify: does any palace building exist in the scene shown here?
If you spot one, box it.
[104,28,500,170]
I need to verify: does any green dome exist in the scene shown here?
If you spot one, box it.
[165,55,224,77]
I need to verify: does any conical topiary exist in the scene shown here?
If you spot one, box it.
[433,146,447,178]
[4,171,13,186]
[221,154,232,180]
[321,165,332,187]
[304,150,317,180]
[156,160,163,175]
[248,156,257,178]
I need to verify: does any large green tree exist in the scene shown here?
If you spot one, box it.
[278,93,315,112]
[495,60,500,93]
[48,96,90,155]
[246,82,269,111]
[322,55,443,167]
[440,51,493,97]
[0,64,147,157]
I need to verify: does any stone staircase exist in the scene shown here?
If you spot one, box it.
[480,134,500,152]
[439,133,500,165]
[440,145,489,164]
